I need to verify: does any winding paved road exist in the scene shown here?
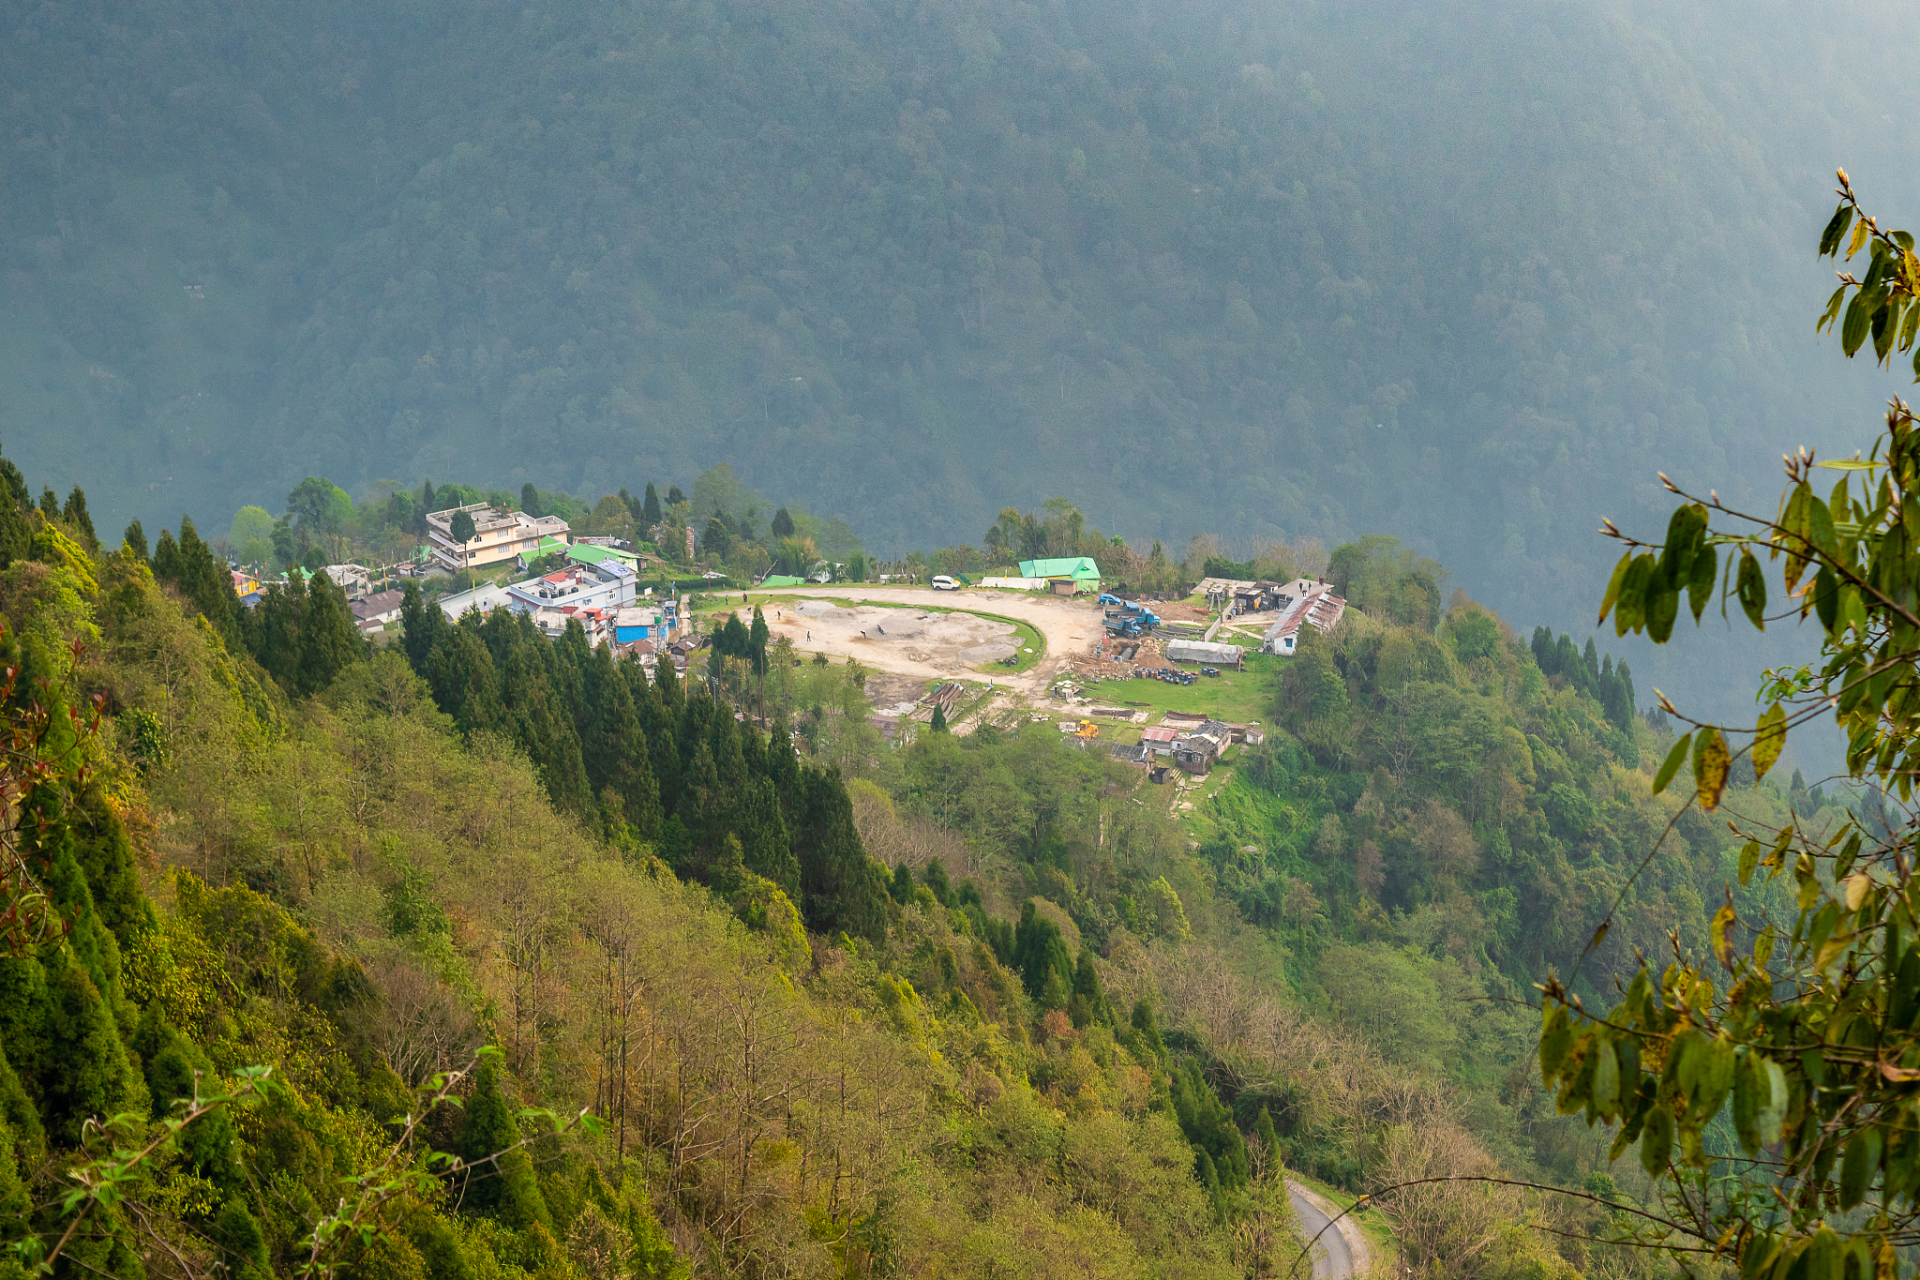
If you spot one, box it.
[1287,1180,1372,1279]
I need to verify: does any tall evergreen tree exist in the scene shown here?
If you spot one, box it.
[295,573,367,696]
[1013,902,1074,1005]
[455,1058,550,1229]
[121,519,148,563]
[748,607,769,675]
[0,450,27,571]
[1069,949,1111,1029]
[60,487,97,552]
[582,643,661,837]
[153,516,241,648]
[642,482,662,528]
[789,767,887,940]
[400,582,448,672]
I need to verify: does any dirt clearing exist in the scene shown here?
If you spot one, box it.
[769,601,1018,681]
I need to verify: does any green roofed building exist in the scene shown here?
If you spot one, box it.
[567,542,643,569]
[1017,556,1101,594]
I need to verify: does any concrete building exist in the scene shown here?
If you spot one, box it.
[325,563,373,599]
[613,602,676,645]
[506,559,637,618]
[426,503,570,572]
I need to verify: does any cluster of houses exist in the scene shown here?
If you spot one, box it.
[1108,715,1264,778]
[228,501,697,673]
[422,504,688,670]
[1195,575,1349,656]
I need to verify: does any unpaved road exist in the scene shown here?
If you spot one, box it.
[746,584,1104,693]
[1288,1181,1371,1279]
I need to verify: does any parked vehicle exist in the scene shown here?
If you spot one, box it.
[932,575,959,591]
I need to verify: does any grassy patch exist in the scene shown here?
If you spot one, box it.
[984,615,1045,674]
[1072,655,1276,723]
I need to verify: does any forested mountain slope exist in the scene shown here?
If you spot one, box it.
[6,0,1920,690]
[0,407,1770,1274]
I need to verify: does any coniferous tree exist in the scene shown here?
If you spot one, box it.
[400,582,448,672]
[655,646,682,711]
[121,519,148,563]
[295,573,367,696]
[60,487,96,552]
[455,1059,550,1229]
[765,716,799,799]
[0,1041,43,1169]
[247,577,309,690]
[582,643,661,837]
[642,482,662,528]
[37,944,146,1144]
[520,482,541,517]
[678,741,728,877]
[889,862,916,904]
[770,507,794,538]
[153,516,241,648]
[428,625,505,736]
[922,858,951,905]
[1013,902,1075,1007]
[790,767,887,940]
[1069,948,1110,1029]
[1128,999,1165,1059]
[1254,1106,1283,1170]
[748,607,769,675]
[930,703,947,733]
[735,777,797,896]
[213,1200,272,1280]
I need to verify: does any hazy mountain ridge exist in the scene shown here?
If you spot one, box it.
[5,0,1918,727]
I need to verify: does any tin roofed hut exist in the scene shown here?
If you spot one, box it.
[1018,556,1102,595]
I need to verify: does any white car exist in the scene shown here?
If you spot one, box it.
[931,575,959,591]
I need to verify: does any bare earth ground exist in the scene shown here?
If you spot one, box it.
[750,584,1106,694]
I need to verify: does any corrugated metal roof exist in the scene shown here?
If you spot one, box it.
[1018,556,1101,580]
[1164,640,1244,664]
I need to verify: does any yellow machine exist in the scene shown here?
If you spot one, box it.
[1072,720,1100,739]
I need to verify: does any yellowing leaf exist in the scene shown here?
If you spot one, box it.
[1694,728,1731,811]
[1845,873,1873,911]
[1710,902,1737,969]
[1753,703,1786,781]
[1850,216,1872,259]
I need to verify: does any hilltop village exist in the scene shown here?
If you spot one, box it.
[207,475,1353,810]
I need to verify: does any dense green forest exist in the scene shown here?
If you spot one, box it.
[7,0,1920,729]
[7,404,1875,1275]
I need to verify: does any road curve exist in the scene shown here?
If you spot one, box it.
[1287,1180,1371,1280]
